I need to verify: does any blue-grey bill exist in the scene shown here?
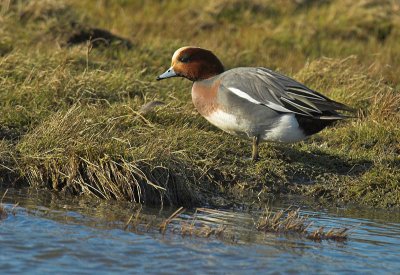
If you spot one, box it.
[157,67,177,80]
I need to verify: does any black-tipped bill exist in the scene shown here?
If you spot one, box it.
[157,67,177,81]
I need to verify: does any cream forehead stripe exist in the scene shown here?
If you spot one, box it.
[171,46,201,61]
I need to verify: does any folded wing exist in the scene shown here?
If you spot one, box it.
[222,67,353,119]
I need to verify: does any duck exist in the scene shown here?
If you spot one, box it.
[157,46,353,161]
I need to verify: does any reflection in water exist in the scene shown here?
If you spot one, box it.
[0,187,399,274]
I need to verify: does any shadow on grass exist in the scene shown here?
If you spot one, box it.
[0,126,25,142]
[277,145,373,185]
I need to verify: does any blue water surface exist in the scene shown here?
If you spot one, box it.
[0,188,399,274]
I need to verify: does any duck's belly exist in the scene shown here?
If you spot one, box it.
[204,109,251,137]
[204,111,306,143]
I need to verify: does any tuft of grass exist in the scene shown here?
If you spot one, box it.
[256,207,350,241]
[0,189,18,221]
[0,204,7,220]
[0,189,12,220]
[124,206,228,239]
[162,207,227,238]
[307,227,349,242]
[123,205,353,242]
[256,207,311,234]
[159,206,185,234]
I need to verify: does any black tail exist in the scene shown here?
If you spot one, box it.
[295,114,345,136]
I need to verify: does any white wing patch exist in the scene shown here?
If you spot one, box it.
[227,87,262,104]
[227,87,292,113]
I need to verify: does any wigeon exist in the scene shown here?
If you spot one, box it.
[157,46,352,161]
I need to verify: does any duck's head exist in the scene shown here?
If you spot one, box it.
[157,46,224,82]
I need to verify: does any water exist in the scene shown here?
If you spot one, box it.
[1,188,399,274]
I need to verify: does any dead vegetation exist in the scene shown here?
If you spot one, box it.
[123,206,350,242]
[307,226,349,242]
[256,207,350,241]
[0,205,7,220]
[0,202,7,220]
[256,207,311,234]
[123,206,229,239]
[0,189,18,220]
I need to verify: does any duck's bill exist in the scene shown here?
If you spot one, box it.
[157,67,177,80]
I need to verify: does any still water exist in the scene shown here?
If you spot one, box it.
[1,188,399,274]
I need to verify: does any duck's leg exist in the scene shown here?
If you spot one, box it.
[252,135,260,161]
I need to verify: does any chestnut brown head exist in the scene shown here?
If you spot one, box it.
[157,46,225,82]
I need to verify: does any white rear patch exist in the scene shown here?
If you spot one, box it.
[263,114,306,143]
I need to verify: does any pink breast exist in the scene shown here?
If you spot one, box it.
[191,80,220,117]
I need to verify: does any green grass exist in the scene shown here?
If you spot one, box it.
[0,0,399,208]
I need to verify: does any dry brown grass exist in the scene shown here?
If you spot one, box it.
[125,206,350,242]
[122,206,229,239]
[0,189,13,220]
[307,227,349,241]
[256,208,311,234]
[256,207,350,241]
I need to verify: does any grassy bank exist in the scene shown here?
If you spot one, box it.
[0,0,399,208]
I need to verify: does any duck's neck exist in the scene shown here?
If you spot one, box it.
[197,61,224,81]
[190,57,224,81]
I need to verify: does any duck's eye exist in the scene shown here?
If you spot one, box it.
[179,55,191,63]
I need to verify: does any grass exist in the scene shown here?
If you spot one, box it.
[0,189,18,220]
[124,206,349,242]
[256,207,349,241]
[0,0,399,208]
[0,190,8,220]
[159,207,227,238]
